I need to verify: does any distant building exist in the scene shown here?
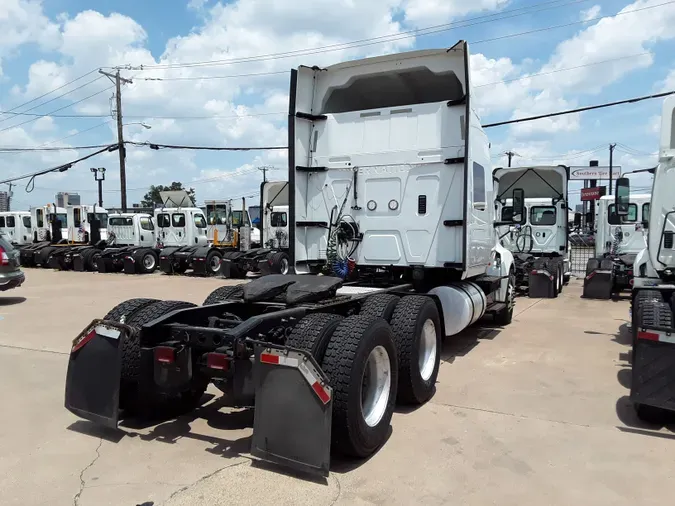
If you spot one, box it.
[0,192,8,212]
[575,204,584,213]
[55,192,81,207]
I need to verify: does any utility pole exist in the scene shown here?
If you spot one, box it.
[505,151,517,167]
[609,143,617,194]
[91,167,106,207]
[6,182,13,212]
[258,166,269,182]
[99,69,132,211]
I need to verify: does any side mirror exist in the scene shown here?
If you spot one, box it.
[573,212,582,228]
[615,177,630,216]
[642,220,649,230]
[512,188,525,224]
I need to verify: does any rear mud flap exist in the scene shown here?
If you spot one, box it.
[251,345,332,477]
[528,270,555,298]
[72,255,86,272]
[632,328,675,411]
[583,270,613,300]
[64,320,127,429]
[123,256,137,274]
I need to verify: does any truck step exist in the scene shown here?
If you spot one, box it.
[487,302,506,313]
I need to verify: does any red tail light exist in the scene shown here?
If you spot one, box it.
[154,346,175,364]
[0,247,9,266]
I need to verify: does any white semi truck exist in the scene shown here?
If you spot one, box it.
[494,166,572,298]
[65,41,515,477]
[583,194,651,299]
[620,95,675,423]
[0,212,32,246]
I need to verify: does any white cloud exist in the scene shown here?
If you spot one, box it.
[0,0,60,76]
[187,0,210,11]
[31,116,55,132]
[403,0,507,27]
[580,5,601,21]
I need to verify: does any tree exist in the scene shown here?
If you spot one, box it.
[141,182,196,208]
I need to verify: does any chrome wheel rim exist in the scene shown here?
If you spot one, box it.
[280,258,289,275]
[361,345,392,427]
[143,254,155,270]
[419,319,437,381]
[209,256,221,272]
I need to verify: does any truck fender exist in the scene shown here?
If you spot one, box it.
[487,243,514,303]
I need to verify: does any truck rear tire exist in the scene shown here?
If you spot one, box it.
[203,285,244,305]
[122,300,207,417]
[103,298,159,324]
[586,257,600,276]
[269,251,291,275]
[359,294,400,322]
[321,315,398,457]
[135,249,158,274]
[206,250,223,276]
[389,296,442,405]
[286,313,343,363]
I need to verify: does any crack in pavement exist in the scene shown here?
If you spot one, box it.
[162,459,249,505]
[329,474,342,506]
[431,401,592,429]
[73,439,103,506]
[0,343,68,355]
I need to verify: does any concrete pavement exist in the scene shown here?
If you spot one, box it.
[0,269,672,506]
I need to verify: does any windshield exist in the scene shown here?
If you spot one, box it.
[109,217,133,227]
[249,206,261,224]
[530,206,556,226]
[608,204,637,224]
[88,213,109,228]
[50,213,68,227]
[194,214,206,228]
[206,204,230,225]
[22,216,30,228]
[231,210,251,227]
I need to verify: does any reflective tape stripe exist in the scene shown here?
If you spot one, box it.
[260,349,331,404]
[638,330,675,344]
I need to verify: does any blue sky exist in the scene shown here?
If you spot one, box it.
[0,0,672,210]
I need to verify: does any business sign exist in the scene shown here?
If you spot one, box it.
[580,186,606,201]
[569,166,622,180]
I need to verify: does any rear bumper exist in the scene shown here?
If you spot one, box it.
[0,272,25,291]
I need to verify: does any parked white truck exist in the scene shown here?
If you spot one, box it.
[619,95,675,423]
[0,212,31,246]
[494,166,572,298]
[65,41,515,477]
[583,194,651,299]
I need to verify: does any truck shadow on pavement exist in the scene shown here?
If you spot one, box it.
[0,296,26,306]
[68,393,376,479]
[68,394,253,460]
[440,320,502,366]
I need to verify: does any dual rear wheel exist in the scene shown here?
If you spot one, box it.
[286,294,441,457]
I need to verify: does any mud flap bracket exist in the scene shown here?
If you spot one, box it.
[251,345,333,477]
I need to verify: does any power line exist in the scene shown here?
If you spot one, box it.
[127,141,288,151]
[114,0,597,70]
[0,69,99,120]
[0,122,113,153]
[0,76,105,125]
[474,52,652,89]
[114,0,671,71]
[0,143,114,153]
[483,90,675,128]
[0,144,119,189]
[0,86,114,134]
